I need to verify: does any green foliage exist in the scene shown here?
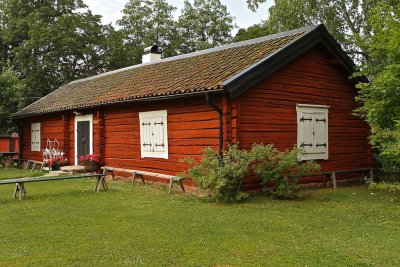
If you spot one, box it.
[176,0,236,53]
[246,0,398,63]
[233,21,272,42]
[180,145,250,202]
[181,144,320,201]
[354,2,400,171]
[0,0,110,99]
[249,144,320,199]
[369,181,400,194]
[118,0,236,59]
[0,68,26,134]
[117,0,177,63]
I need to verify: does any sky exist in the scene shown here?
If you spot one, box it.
[83,0,273,33]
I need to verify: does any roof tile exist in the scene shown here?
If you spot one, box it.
[14,27,312,118]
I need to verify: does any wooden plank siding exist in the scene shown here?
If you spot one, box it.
[236,45,373,189]
[102,97,220,178]
[22,114,64,162]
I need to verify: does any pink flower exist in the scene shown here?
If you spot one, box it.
[78,154,101,165]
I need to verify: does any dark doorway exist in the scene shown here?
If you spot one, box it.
[77,120,90,161]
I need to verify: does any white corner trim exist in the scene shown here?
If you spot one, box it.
[74,114,94,165]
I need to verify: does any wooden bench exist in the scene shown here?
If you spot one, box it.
[22,160,45,170]
[300,168,374,189]
[101,166,186,193]
[12,158,28,168]
[0,173,107,200]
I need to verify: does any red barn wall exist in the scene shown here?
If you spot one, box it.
[22,114,64,161]
[236,45,373,188]
[103,97,219,176]
[21,97,220,177]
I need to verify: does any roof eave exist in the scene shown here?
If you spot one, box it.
[11,89,225,119]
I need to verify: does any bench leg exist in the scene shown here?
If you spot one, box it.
[168,179,174,194]
[95,176,107,192]
[331,172,337,190]
[14,183,27,200]
[370,169,374,181]
[132,172,136,186]
[322,174,329,188]
[179,180,185,193]
[13,184,18,199]
[102,177,108,191]
[140,174,145,185]
[103,169,115,181]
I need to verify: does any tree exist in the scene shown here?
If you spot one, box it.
[246,0,398,63]
[233,21,271,42]
[0,0,109,99]
[0,68,25,134]
[355,2,400,170]
[177,0,235,53]
[117,0,177,63]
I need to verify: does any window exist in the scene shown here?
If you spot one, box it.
[31,123,41,152]
[139,110,168,159]
[296,104,329,160]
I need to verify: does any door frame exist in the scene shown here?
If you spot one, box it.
[74,114,93,165]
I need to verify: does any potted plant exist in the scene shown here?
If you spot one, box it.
[78,154,101,171]
[49,156,68,171]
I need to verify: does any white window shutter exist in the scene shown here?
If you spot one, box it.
[297,105,329,161]
[298,111,314,154]
[142,117,152,152]
[153,116,165,152]
[313,112,328,155]
[31,123,41,152]
[139,110,168,159]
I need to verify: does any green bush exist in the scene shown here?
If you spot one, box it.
[180,144,320,202]
[249,144,320,199]
[180,144,250,202]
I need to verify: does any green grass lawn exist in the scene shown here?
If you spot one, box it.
[0,168,45,180]
[0,170,399,266]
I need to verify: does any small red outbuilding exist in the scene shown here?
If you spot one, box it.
[12,25,372,189]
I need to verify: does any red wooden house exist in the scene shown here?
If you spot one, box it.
[12,25,372,189]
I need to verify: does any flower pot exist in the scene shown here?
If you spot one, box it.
[52,163,61,171]
[83,164,99,172]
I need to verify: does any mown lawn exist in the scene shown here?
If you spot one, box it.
[0,170,399,266]
[0,168,45,180]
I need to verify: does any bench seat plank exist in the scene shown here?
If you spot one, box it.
[0,174,104,185]
[101,166,185,193]
[0,173,106,200]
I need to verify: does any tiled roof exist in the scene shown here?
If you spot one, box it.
[13,25,319,118]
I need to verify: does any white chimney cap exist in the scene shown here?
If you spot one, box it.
[142,45,162,63]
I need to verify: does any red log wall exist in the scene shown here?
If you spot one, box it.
[236,45,373,188]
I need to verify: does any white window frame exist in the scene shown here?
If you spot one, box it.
[74,114,94,165]
[31,122,41,152]
[296,104,329,161]
[139,110,169,159]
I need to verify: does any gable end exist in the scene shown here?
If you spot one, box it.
[223,25,363,99]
